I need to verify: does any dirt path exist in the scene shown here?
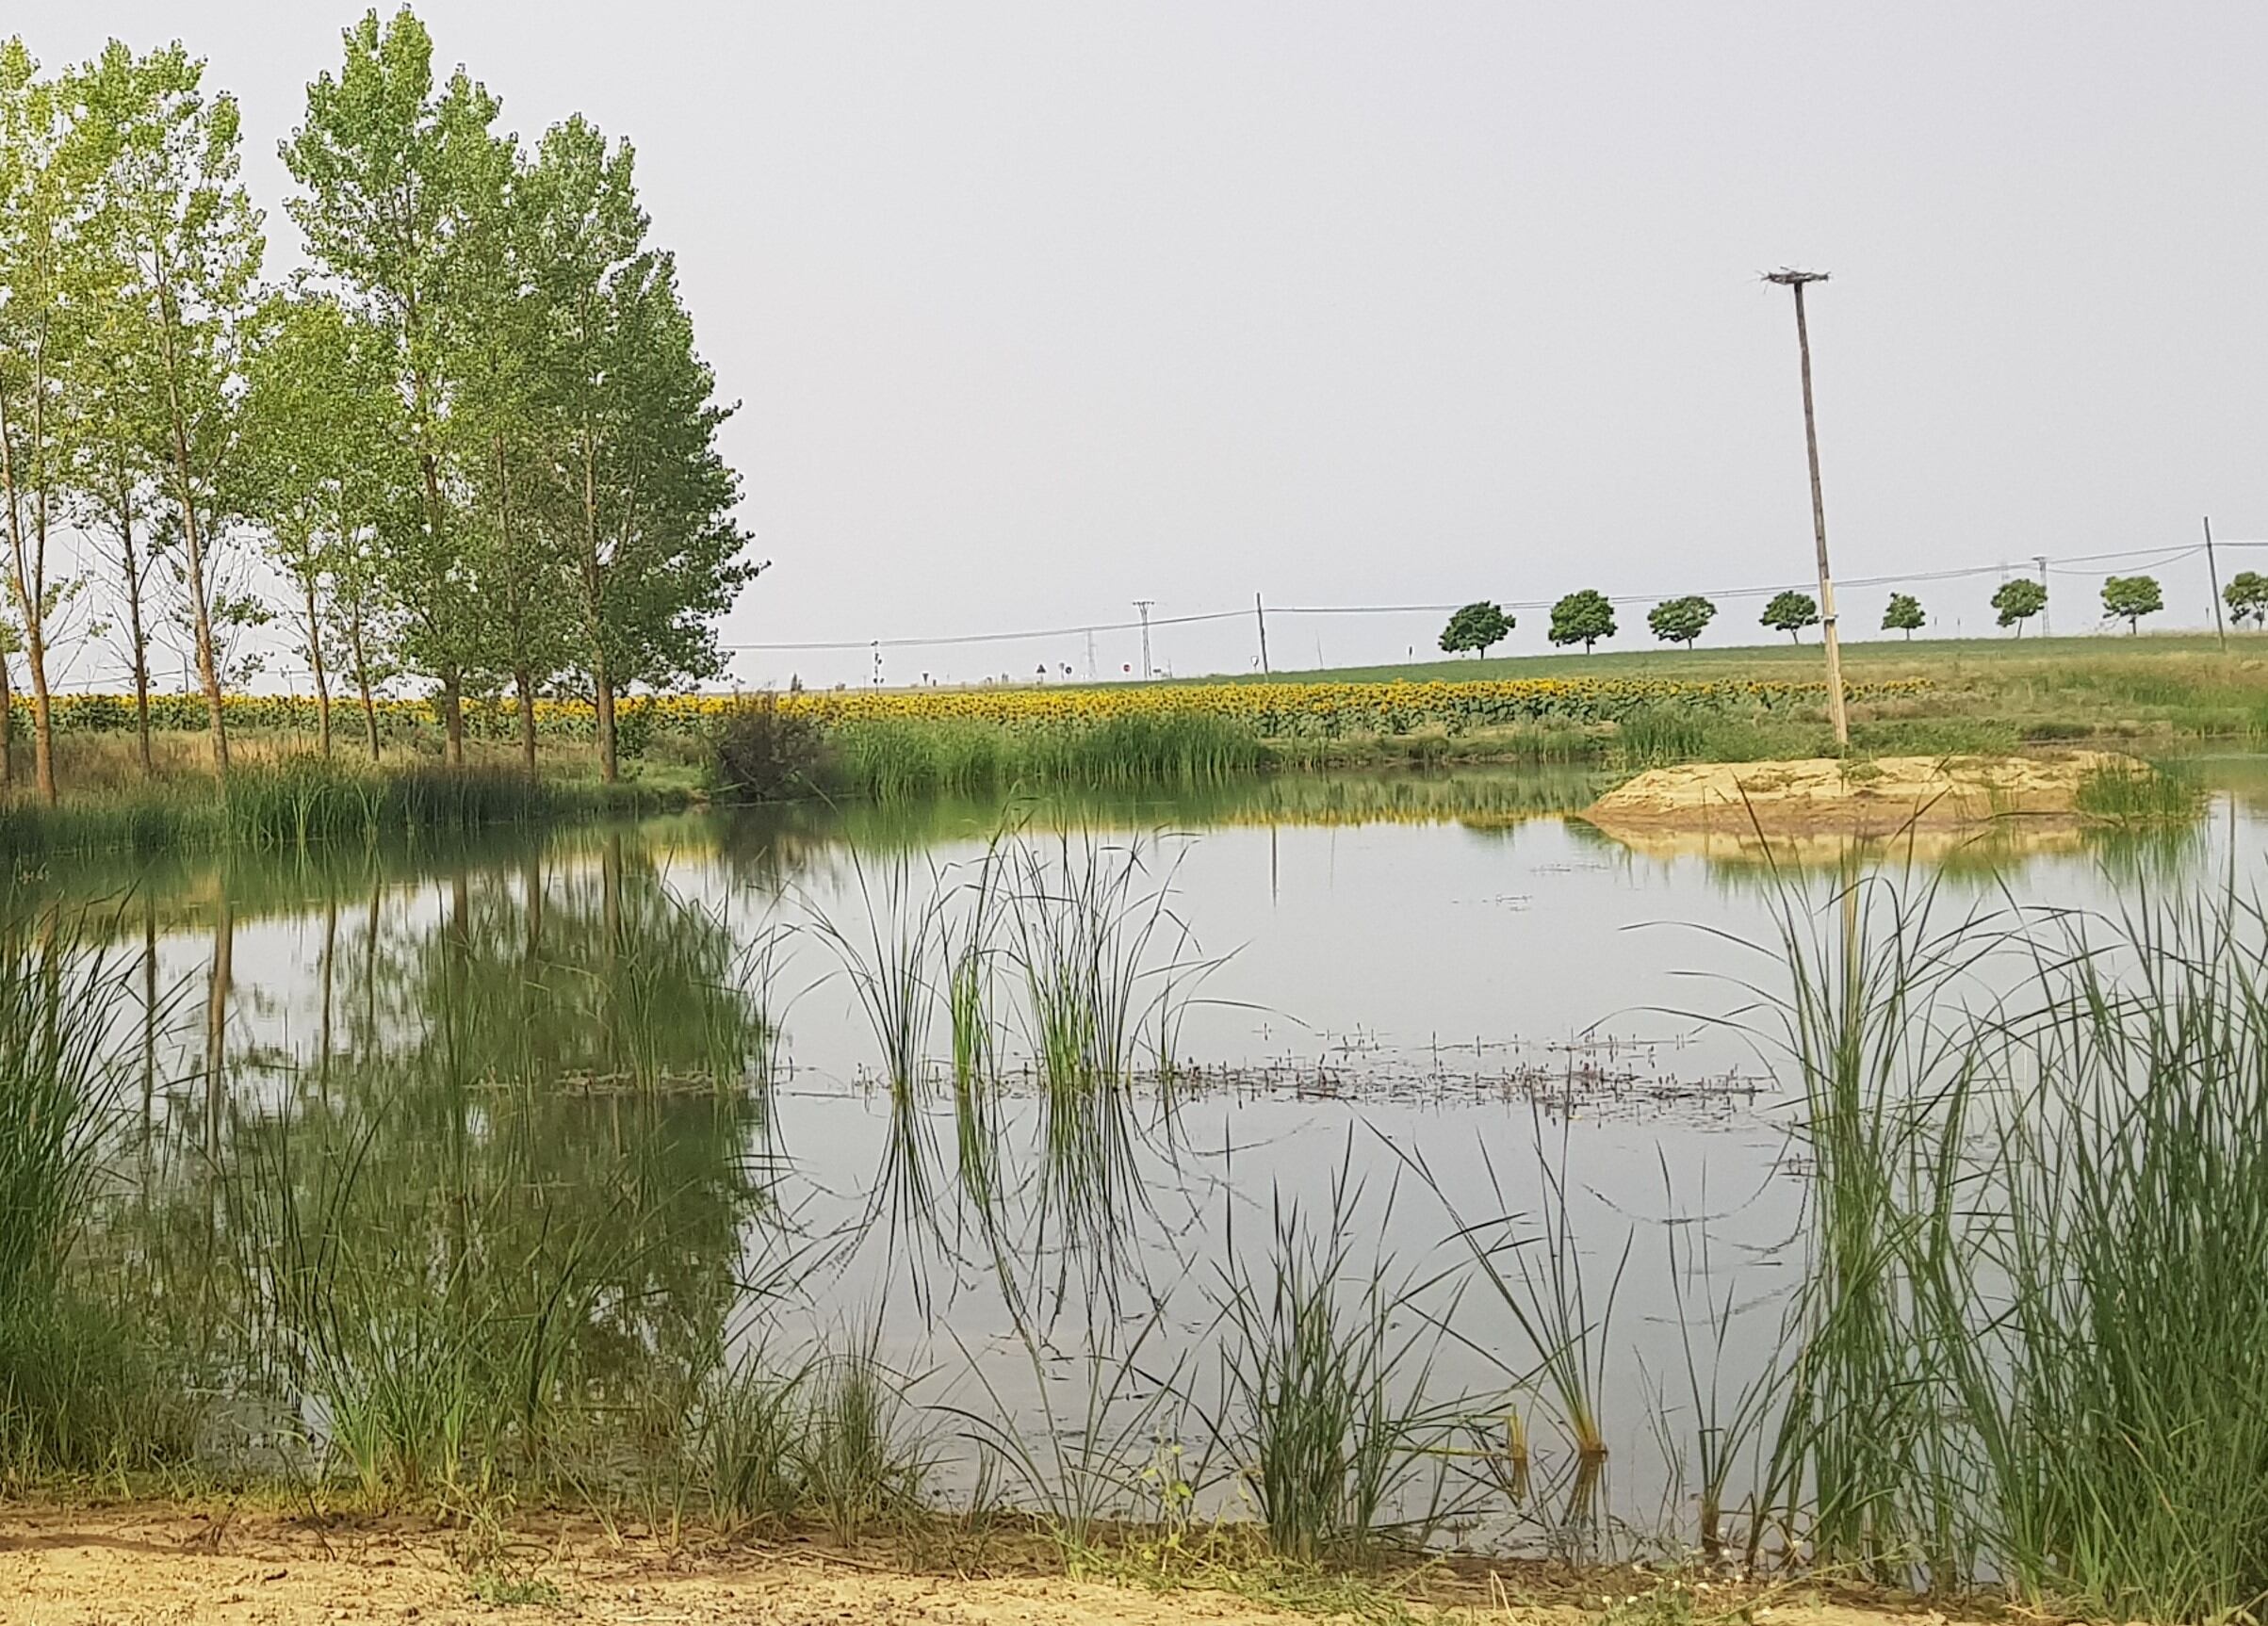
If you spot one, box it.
[0,1504,1971,1626]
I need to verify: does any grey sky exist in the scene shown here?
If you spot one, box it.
[19,2,2268,687]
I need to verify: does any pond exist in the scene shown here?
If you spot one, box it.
[38,758,2268,1561]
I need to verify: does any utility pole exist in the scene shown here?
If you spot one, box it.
[1766,268,1849,748]
[1133,599,1155,681]
[1084,628,1098,681]
[2035,555,2050,637]
[1254,593,1271,675]
[2205,516,2227,651]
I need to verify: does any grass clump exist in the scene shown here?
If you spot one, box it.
[2075,759,2200,821]
[1212,1168,1472,1564]
[0,902,195,1475]
[1758,873,2268,1619]
[0,758,677,859]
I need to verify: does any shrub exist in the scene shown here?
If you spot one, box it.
[710,693,826,803]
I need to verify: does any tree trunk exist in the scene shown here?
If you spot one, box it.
[0,382,58,804]
[155,293,229,778]
[580,421,618,783]
[494,434,537,777]
[119,471,154,773]
[19,618,55,803]
[302,575,333,756]
[514,666,538,775]
[348,604,381,763]
[0,640,12,789]
[594,652,618,784]
[440,669,466,766]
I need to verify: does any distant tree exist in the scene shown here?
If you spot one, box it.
[2225,570,2268,630]
[1761,590,1819,642]
[2101,574,2162,634]
[1990,577,2047,636]
[1882,592,1926,639]
[1438,600,1511,657]
[1646,595,1715,648]
[1548,589,1616,653]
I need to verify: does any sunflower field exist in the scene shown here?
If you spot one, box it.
[14,675,1924,744]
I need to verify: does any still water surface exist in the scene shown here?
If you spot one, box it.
[55,762,2268,1547]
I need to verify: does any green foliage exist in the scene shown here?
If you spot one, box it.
[1437,600,1511,657]
[1645,595,1715,648]
[2101,573,2164,632]
[2226,571,2268,629]
[709,692,825,803]
[1547,589,1616,652]
[1991,576,2047,633]
[1881,592,1925,638]
[284,9,516,729]
[237,288,409,748]
[517,114,756,779]
[1760,590,1819,642]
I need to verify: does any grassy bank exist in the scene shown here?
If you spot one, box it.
[0,754,689,859]
[27,640,2268,817]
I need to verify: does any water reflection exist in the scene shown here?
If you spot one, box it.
[27,764,2265,1545]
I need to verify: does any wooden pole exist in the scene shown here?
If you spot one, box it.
[1770,270,1850,747]
[1254,593,1271,674]
[2205,516,2227,651]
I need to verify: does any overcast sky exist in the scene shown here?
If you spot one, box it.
[17,2,2268,688]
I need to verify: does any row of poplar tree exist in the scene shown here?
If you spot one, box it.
[0,10,755,804]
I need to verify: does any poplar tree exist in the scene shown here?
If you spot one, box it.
[240,289,407,761]
[240,291,346,753]
[71,285,166,770]
[283,8,510,765]
[522,116,751,781]
[0,41,94,803]
[76,41,264,777]
[452,149,569,772]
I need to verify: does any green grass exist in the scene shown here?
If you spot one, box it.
[1758,872,2268,1619]
[826,711,1265,801]
[1200,633,2268,765]
[0,757,686,859]
[0,901,196,1477]
[1212,1165,1476,1563]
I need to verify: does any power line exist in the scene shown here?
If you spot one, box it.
[695,539,2255,659]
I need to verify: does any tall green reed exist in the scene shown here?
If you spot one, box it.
[1756,866,2268,1619]
[1210,1161,1477,1563]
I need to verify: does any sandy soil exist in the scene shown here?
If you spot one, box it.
[1587,751,2132,835]
[0,1504,1987,1626]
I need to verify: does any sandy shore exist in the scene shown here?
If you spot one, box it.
[0,1502,2002,1626]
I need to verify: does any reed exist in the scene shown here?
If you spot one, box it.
[0,758,676,859]
[826,712,1264,802]
[1758,870,2268,1618]
[688,1351,808,1530]
[1210,1165,1475,1562]
[1407,1114,1629,1466]
[2073,758,2200,821]
[0,900,193,1473]
[795,1334,930,1543]
[222,1110,640,1503]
